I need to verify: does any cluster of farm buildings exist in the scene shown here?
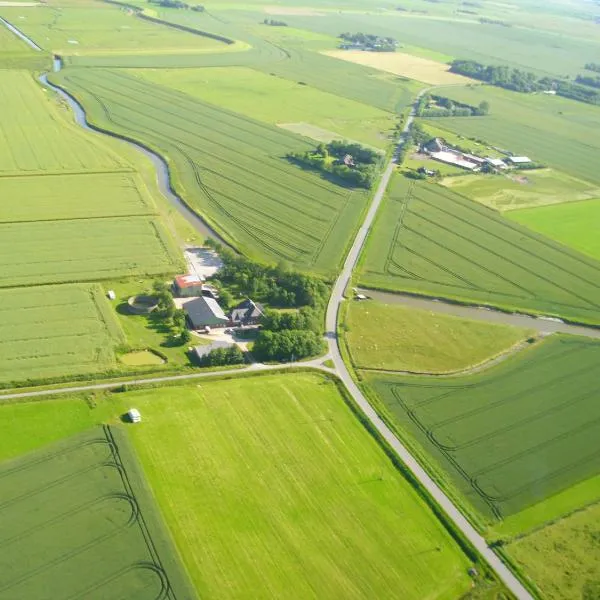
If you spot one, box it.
[423,138,531,172]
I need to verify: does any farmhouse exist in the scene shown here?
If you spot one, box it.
[183,296,228,329]
[173,274,205,297]
[230,299,264,326]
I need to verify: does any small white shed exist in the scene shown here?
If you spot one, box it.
[107,290,116,300]
[127,408,142,423]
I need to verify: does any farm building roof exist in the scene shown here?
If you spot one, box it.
[508,156,531,164]
[183,296,228,328]
[230,299,264,325]
[194,341,235,360]
[430,151,479,171]
[175,274,204,288]
[485,158,506,167]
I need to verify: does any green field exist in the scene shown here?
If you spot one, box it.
[0,217,180,287]
[0,426,195,600]
[0,284,124,385]
[366,335,600,521]
[360,177,600,325]
[52,67,371,272]
[509,198,600,261]
[121,373,472,599]
[441,170,600,212]
[507,502,600,600]
[0,20,49,69]
[345,300,532,374]
[135,66,394,148]
[423,85,600,187]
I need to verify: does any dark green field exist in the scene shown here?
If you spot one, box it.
[366,336,600,521]
[360,177,600,324]
[0,426,195,600]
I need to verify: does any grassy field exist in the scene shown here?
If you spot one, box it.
[0,284,124,386]
[134,66,394,149]
[324,50,470,85]
[345,300,532,374]
[0,426,195,600]
[423,85,600,187]
[0,2,227,55]
[121,373,472,599]
[366,335,600,521]
[0,19,49,69]
[507,502,600,600]
[441,170,600,212]
[509,199,600,261]
[52,67,371,273]
[359,177,600,325]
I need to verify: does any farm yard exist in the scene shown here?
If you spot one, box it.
[366,335,600,522]
[359,177,600,325]
[0,426,194,600]
[345,300,532,374]
[120,373,473,600]
[0,284,123,386]
[51,67,372,273]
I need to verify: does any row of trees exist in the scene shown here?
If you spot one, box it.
[449,60,600,105]
[148,0,204,10]
[576,75,600,90]
[197,346,245,367]
[584,63,600,73]
[252,329,325,362]
[338,32,397,52]
[262,18,287,26]
[416,94,490,118]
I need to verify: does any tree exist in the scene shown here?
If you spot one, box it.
[218,288,233,310]
[478,100,490,115]
[180,327,191,344]
[172,308,186,329]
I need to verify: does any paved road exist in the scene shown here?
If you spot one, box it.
[325,98,534,599]
[361,288,600,339]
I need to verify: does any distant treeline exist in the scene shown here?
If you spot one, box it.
[450,60,600,105]
[148,0,204,9]
[584,63,600,73]
[338,32,397,52]
[416,93,489,117]
[479,17,511,27]
[288,141,382,189]
[262,18,287,26]
[576,75,600,89]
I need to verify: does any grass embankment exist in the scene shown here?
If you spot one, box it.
[0,426,195,600]
[365,336,600,522]
[345,300,533,374]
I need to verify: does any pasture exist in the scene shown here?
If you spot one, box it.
[0,284,124,385]
[324,50,470,86]
[423,85,600,187]
[345,300,532,374]
[135,66,394,149]
[359,177,600,325]
[52,67,371,273]
[123,373,472,599]
[0,217,181,287]
[507,502,600,600]
[0,426,195,600]
[509,198,600,262]
[0,19,48,69]
[366,335,600,521]
[441,170,600,212]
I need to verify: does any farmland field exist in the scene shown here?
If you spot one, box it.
[359,177,600,325]
[134,66,394,148]
[51,67,372,272]
[0,217,181,287]
[509,199,600,261]
[0,426,195,600]
[122,373,472,599]
[0,19,48,69]
[441,170,600,212]
[345,300,532,374]
[506,502,600,600]
[366,335,600,521]
[0,284,124,385]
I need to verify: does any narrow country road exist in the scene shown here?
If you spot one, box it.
[325,96,534,600]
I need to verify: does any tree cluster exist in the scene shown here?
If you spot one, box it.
[197,345,245,367]
[584,63,600,73]
[262,18,287,26]
[450,60,600,105]
[288,141,382,189]
[152,281,190,344]
[576,75,600,89]
[252,329,325,362]
[479,17,511,27]
[148,0,204,9]
[416,94,489,117]
[338,32,397,52]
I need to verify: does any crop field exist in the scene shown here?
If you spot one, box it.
[507,502,600,600]
[134,66,394,149]
[509,198,600,262]
[0,20,48,69]
[0,217,180,287]
[423,85,600,187]
[366,335,600,521]
[0,71,128,175]
[359,178,600,325]
[324,50,470,86]
[0,172,155,221]
[0,3,226,55]
[52,68,371,273]
[0,284,124,385]
[345,300,531,374]
[441,170,600,212]
[0,426,195,600]
[123,373,472,599]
